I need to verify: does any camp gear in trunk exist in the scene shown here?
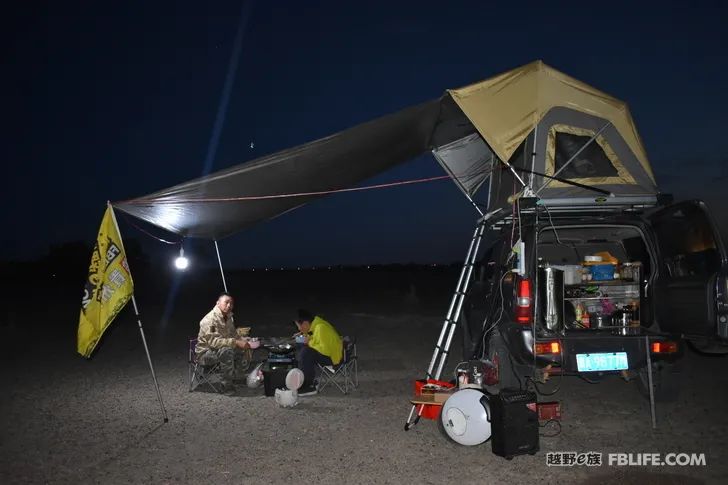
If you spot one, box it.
[612,306,638,335]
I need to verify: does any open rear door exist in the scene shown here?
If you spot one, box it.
[648,200,728,346]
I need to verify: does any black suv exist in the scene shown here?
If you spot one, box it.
[462,197,728,401]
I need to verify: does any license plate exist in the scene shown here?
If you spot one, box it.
[576,352,628,372]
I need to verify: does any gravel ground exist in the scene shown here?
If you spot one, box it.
[1,270,726,484]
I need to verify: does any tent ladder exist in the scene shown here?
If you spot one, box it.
[404,210,499,430]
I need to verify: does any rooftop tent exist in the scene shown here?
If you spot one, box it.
[448,60,658,210]
[115,60,657,238]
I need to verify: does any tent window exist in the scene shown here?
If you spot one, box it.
[555,132,618,179]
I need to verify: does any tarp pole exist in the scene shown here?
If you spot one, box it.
[108,204,168,423]
[529,125,538,189]
[501,159,529,192]
[130,295,169,423]
[646,335,657,429]
[214,240,228,293]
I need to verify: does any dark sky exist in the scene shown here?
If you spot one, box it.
[4,0,727,268]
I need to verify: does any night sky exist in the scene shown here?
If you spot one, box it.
[4,1,727,269]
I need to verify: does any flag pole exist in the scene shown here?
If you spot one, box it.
[108,202,169,423]
[214,240,228,292]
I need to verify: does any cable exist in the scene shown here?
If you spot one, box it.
[527,376,561,396]
[539,419,562,437]
[577,374,602,384]
[542,202,564,246]
[516,191,523,244]
[117,159,500,206]
[478,269,512,359]
[117,174,452,205]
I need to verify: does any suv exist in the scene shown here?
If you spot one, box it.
[461,197,728,401]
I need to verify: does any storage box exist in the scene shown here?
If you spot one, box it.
[412,379,455,420]
[263,362,296,397]
[551,265,582,285]
[590,264,615,281]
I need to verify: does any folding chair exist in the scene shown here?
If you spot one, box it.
[188,338,223,392]
[317,336,358,394]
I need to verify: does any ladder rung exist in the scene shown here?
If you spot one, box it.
[417,222,483,383]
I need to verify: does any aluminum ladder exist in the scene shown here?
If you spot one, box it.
[404,217,489,430]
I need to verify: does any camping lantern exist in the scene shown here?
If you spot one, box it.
[174,247,189,270]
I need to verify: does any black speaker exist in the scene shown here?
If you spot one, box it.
[489,388,539,459]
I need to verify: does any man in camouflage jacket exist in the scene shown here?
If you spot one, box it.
[195,292,250,391]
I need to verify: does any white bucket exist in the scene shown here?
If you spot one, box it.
[551,265,582,285]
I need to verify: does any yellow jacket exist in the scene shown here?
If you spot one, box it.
[308,316,342,365]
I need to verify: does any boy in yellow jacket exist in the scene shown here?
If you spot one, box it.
[294,309,342,395]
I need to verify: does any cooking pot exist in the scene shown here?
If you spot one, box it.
[590,313,612,329]
[267,343,295,354]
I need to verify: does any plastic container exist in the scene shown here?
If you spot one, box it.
[551,265,582,285]
[590,264,616,281]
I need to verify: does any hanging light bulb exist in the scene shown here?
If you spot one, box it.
[175,246,189,270]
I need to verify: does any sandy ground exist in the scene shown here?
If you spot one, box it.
[1,268,727,484]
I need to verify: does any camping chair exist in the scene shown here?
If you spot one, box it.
[316,336,358,394]
[188,338,223,392]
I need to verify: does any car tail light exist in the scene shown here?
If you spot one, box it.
[651,341,678,354]
[535,341,561,355]
[515,277,533,325]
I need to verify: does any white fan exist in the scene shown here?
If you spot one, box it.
[285,368,305,391]
[440,389,491,446]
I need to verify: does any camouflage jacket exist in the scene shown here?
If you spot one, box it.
[195,306,236,356]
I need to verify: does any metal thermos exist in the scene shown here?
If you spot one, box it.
[612,306,636,335]
[539,266,565,332]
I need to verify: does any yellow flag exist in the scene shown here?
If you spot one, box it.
[77,206,134,357]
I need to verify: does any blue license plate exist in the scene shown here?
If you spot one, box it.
[576,352,628,372]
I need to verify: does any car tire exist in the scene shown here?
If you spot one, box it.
[637,361,682,402]
[687,338,728,356]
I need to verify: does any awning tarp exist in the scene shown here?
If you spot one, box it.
[115,100,441,239]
